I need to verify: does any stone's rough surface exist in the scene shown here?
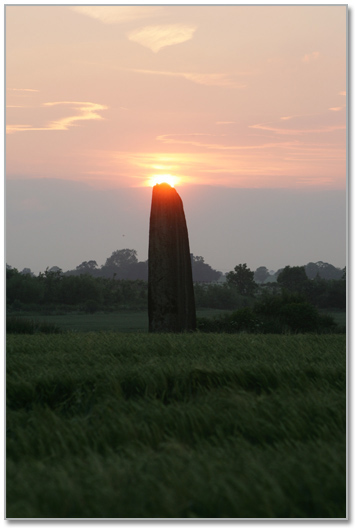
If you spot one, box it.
[148,183,196,332]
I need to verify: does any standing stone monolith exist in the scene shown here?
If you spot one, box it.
[148,183,196,332]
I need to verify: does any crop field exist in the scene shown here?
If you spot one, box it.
[6,332,346,519]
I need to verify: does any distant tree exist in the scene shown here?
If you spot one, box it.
[104,249,138,269]
[226,263,257,296]
[302,274,328,307]
[20,268,34,276]
[304,262,320,280]
[59,274,102,306]
[7,267,44,305]
[305,261,343,280]
[190,254,221,283]
[125,260,148,281]
[76,260,99,274]
[254,266,270,284]
[6,266,18,281]
[277,265,309,293]
[49,266,62,273]
[100,249,136,279]
[326,279,346,310]
[273,268,283,279]
[38,267,64,303]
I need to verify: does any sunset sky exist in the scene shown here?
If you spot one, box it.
[6,5,347,274]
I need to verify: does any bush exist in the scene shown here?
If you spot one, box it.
[280,302,319,333]
[197,308,261,333]
[254,291,306,316]
[227,308,261,333]
[197,298,339,335]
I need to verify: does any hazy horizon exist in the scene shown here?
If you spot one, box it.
[6,178,346,276]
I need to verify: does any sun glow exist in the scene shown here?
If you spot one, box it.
[149,174,178,187]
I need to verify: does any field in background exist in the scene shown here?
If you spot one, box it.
[7,309,345,333]
[8,309,233,333]
[319,310,346,328]
[31,311,149,333]
[7,333,346,518]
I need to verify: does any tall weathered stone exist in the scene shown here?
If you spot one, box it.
[148,183,196,332]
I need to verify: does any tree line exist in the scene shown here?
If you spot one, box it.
[6,250,345,315]
[225,263,345,310]
[60,249,221,283]
[253,261,344,283]
[15,248,344,284]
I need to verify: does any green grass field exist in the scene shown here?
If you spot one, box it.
[6,332,346,519]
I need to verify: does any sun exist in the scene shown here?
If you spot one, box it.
[150,174,177,187]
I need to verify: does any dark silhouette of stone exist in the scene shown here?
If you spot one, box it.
[148,183,196,332]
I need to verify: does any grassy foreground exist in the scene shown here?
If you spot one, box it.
[7,333,346,519]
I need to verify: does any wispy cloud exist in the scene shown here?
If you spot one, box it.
[129,68,246,87]
[329,107,344,112]
[180,72,244,87]
[156,133,299,151]
[339,91,346,96]
[70,6,163,24]
[302,51,320,63]
[280,111,340,122]
[127,24,197,52]
[249,122,345,136]
[8,88,39,92]
[216,121,236,125]
[6,101,107,134]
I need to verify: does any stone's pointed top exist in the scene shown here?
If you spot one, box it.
[152,182,179,200]
[154,182,174,190]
